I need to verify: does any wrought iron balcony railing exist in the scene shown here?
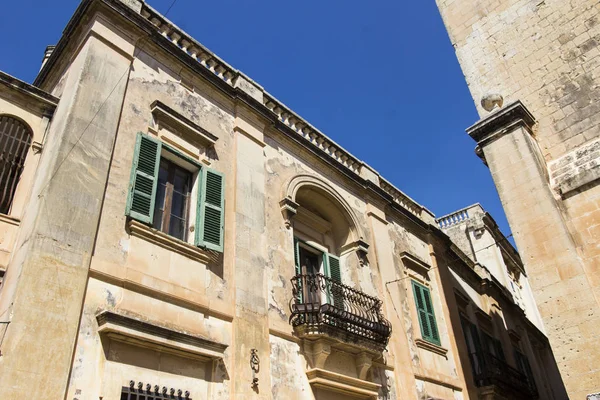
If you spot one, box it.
[289,273,391,351]
[471,352,538,398]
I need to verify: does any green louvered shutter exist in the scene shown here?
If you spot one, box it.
[293,237,302,302]
[195,167,225,252]
[126,133,161,224]
[325,253,343,309]
[412,281,440,345]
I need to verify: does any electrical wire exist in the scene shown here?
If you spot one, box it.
[38,0,179,198]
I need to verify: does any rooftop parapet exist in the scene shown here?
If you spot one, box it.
[136,1,434,223]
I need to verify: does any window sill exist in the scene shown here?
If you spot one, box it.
[415,338,448,358]
[127,219,211,264]
[0,213,20,227]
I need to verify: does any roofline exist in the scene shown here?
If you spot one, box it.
[34,0,437,226]
[0,70,58,114]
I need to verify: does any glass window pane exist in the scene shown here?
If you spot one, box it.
[152,182,167,230]
[169,215,186,240]
[170,191,187,219]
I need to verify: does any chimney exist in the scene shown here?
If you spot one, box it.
[40,45,55,72]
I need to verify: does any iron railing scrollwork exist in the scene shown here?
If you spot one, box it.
[289,273,391,350]
[470,351,538,398]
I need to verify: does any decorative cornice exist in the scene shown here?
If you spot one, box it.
[0,70,58,116]
[306,368,381,399]
[150,100,218,146]
[96,310,228,360]
[415,338,448,358]
[466,100,536,145]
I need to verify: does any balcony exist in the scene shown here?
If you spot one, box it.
[289,273,391,352]
[471,352,538,399]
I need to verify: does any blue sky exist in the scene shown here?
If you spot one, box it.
[1,0,512,238]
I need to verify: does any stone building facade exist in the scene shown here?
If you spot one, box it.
[0,0,566,399]
[435,0,600,398]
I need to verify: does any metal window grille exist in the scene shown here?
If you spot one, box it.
[0,116,32,214]
[121,382,191,400]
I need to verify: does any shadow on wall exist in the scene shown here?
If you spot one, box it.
[101,337,229,383]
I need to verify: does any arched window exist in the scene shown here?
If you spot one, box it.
[0,115,32,214]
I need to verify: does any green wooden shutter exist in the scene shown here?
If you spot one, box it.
[325,253,343,309]
[293,237,302,303]
[195,167,225,252]
[412,281,440,345]
[126,133,161,224]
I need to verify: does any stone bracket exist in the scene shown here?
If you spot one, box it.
[279,197,299,229]
[355,351,373,380]
[303,339,332,369]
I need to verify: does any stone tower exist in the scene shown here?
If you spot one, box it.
[435,0,600,398]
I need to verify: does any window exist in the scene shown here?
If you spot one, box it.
[412,281,440,345]
[293,237,342,308]
[121,384,191,400]
[126,133,225,252]
[0,115,32,215]
[514,349,537,391]
[460,317,484,380]
[153,159,192,241]
[481,331,505,362]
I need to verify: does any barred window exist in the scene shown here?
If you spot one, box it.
[0,115,32,215]
[121,382,191,400]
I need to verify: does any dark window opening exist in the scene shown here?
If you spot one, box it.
[0,115,32,214]
[152,158,192,241]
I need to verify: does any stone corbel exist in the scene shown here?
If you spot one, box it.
[355,351,373,380]
[341,239,370,267]
[31,141,43,154]
[355,239,370,267]
[304,339,332,369]
[280,197,299,229]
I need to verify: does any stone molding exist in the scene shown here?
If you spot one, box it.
[127,219,211,264]
[415,338,449,358]
[96,310,228,361]
[400,251,432,277]
[89,268,234,321]
[150,100,218,147]
[413,367,464,392]
[0,70,58,116]
[0,213,20,227]
[306,368,381,399]
[466,100,536,146]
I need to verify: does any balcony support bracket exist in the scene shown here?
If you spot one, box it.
[303,338,333,369]
[356,351,373,380]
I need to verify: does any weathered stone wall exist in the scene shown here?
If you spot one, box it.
[435,0,600,161]
[0,25,133,398]
[436,0,600,397]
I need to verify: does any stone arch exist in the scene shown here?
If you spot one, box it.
[0,114,33,214]
[281,174,366,252]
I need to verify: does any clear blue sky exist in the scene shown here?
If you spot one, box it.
[1,0,513,239]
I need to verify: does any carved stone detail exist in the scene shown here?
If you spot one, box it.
[279,197,299,229]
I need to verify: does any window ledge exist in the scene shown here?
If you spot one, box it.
[0,213,20,227]
[415,338,448,358]
[127,220,211,264]
[96,311,227,362]
[306,368,381,399]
